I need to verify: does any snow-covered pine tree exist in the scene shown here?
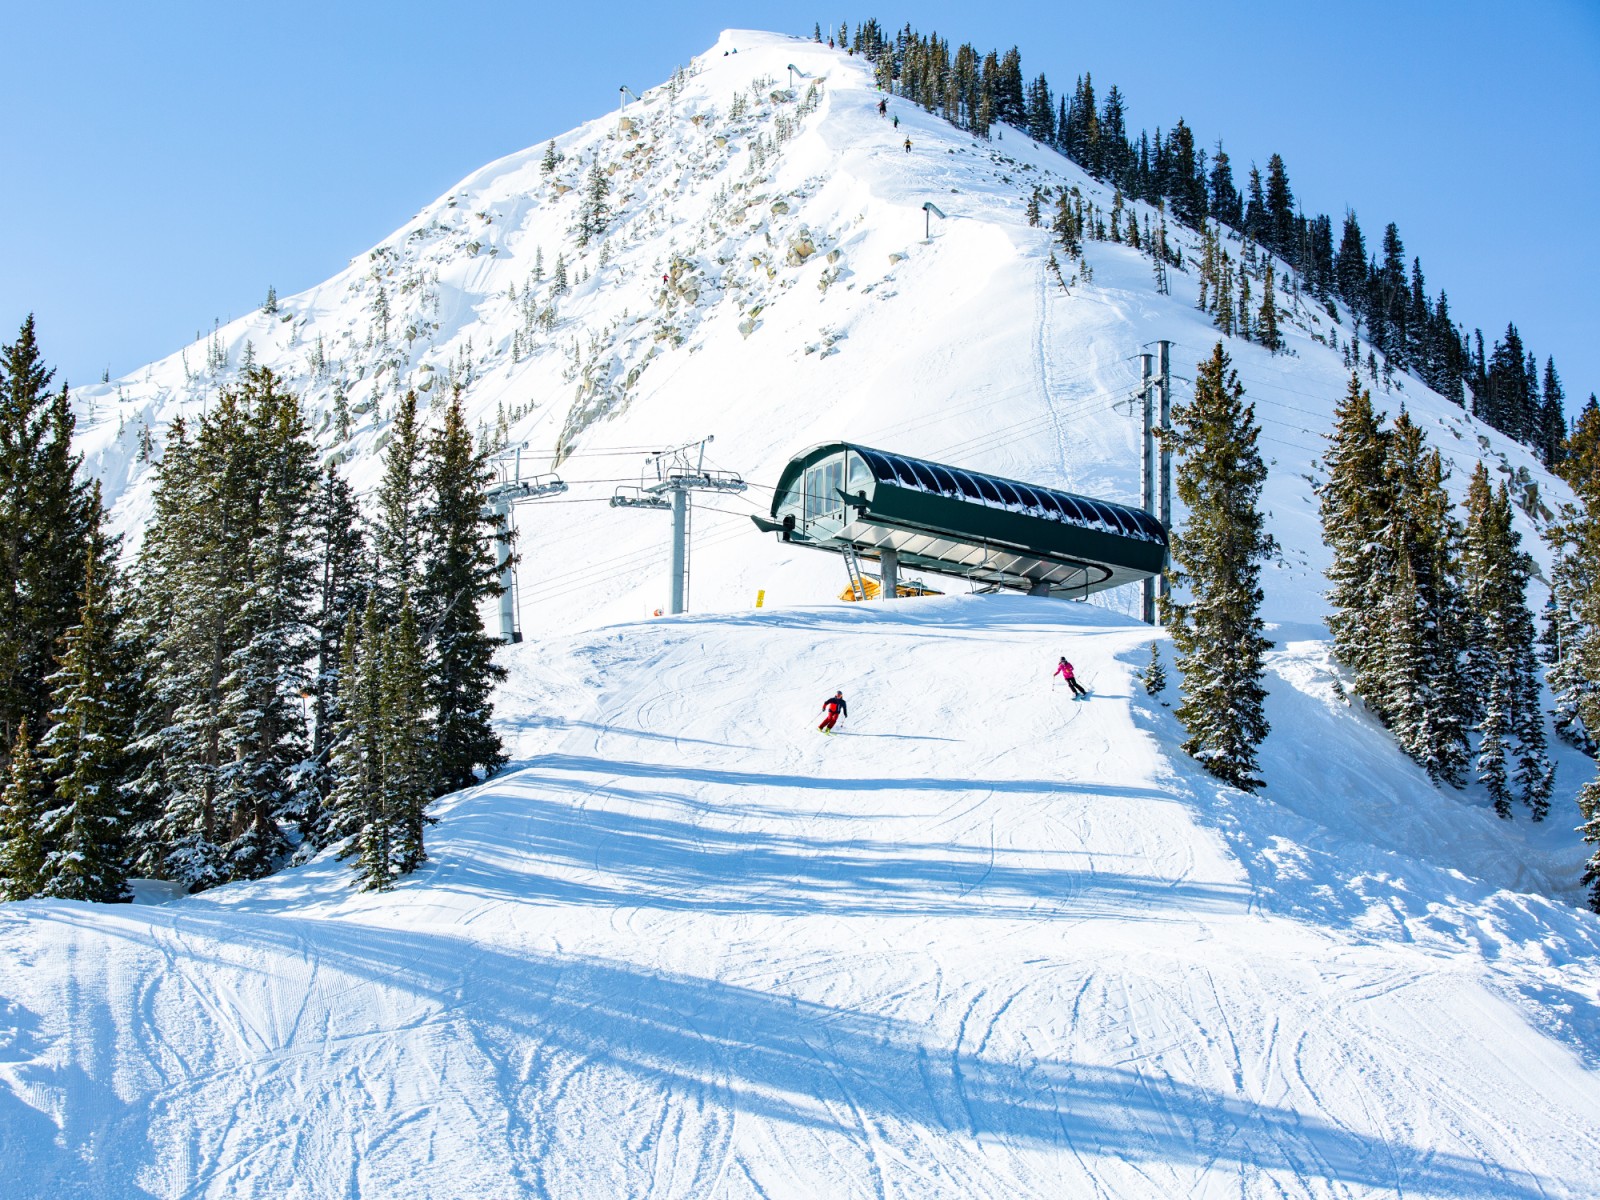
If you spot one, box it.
[1544,518,1598,755]
[419,389,507,796]
[1138,641,1167,698]
[578,159,612,248]
[328,600,385,885]
[327,595,433,890]
[0,318,100,767]
[380,600,432,876]
[1544,422,1600,756]
[130,371,320,889]
[1258,264,1282,353]
[1318,375,1391,691]
[1371,413,1472,784]
[303,466,368,850]
[1162,342,1274,791]
[540,139,559,176]
[212,370,320,879]
[36,543,130,902]
[375,390,425,612]
[1550,403,1600,904]
[1462,464,1553,818]
[0,720,46,900]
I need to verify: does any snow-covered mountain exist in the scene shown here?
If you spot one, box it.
[7,29,1598,1198]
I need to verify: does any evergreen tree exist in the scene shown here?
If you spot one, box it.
[540,139,559,176]
[36,545,130,901]
[375,391,425,611]
[1537,357,1567,469]
[1257,264,1282,352]
[0,720,46,900]
[419,390,507,794]
[1138,641,1168,698]
[1207,143,1242,228]
[1162,343,1274,791]
[327,600,384,883]
[130,370,319,889]
[380,600,432,875]
[1372,414,1472,784]
[1263,153,1295,259]
[1462,465,1552,818]
[577,159,612,248]
[1318,375,1391,687]
[303,466,368,848]
[0,318,100,763]
[1547,404,1600,757]
[1334,212,1368,313]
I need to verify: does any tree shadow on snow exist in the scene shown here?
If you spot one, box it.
[46,909,1568,1200]
[426,767,1246,921]
[0,996,162,1200]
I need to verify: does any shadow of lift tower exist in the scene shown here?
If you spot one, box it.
[611,435,747,615]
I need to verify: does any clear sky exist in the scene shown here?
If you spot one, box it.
[4,1,1596,407]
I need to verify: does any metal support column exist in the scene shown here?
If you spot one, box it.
[878,547,899,600]
[1156,339,1173,613]
[669,488,689,615]
[1140,351,1156,625]
[495,499,518,643]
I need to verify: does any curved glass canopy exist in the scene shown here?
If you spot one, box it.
[753,442,1167,598]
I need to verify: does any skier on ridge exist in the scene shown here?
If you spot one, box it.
[1054,657,1089,699]
[819,690,848,734]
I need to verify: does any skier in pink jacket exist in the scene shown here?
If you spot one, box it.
[1054,656,1089,698]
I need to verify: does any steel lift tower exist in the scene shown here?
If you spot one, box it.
[485,444,567,643]
[611,436,746,615]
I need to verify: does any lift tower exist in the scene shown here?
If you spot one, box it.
[611,436,747,615]
[485,444,567,643]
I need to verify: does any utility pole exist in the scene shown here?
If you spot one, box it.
[484,444,568,643]
[1140,351,1156,625]
[611,436,746,615]
[1156,339,1173,613]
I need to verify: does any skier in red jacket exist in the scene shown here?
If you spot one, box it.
[819,691,848,734]
[1054,657,1089,698]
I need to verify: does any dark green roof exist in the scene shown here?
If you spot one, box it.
[754,442,1167,597]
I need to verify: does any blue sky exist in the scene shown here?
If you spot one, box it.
[4,1,1596,407]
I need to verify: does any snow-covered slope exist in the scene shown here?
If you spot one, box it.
[5,596,1600,1197]
[70,30,1570,635]
[11,28,1599,1198]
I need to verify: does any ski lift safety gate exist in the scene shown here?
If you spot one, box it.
[751,442,1168,597]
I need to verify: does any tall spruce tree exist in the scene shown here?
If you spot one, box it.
[1318,375,1390,689]
[380,601,432,875]
[1462,465,1552,818]
[0,318,100,764]
[1371,413,1472,784]
[327,595,432,890]
[1163,343,1274,791]
[375,390,425,611]
[36,544,130,901]
[0,720,46,900]
[130,369,319,889]
[304,466,368,848]
[419,390,507,795]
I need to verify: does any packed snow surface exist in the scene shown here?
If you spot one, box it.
[8,27,1600,1199]
[5,596,1600,1197]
